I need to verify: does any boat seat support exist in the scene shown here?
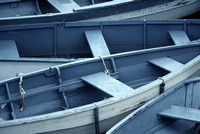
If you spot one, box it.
[81,72,134,97]
[148,57,184,72]
[47,0,80,13]
[158,105,200,122]
[85,30,110,57]
[169,30,190,45]
[0,40,19,58]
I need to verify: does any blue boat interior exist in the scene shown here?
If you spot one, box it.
[0,20,200,59]
[0,43,200,121]
[109,77,200,134]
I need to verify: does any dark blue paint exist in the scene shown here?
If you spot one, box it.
[0,20,200,59]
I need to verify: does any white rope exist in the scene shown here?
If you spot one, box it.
[17,73,26,112]
[99,56,110,76]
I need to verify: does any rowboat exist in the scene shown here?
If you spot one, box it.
[1,20,200,59]
[0,0,200,25]
[107,77,200,134]
[1,43,200,133]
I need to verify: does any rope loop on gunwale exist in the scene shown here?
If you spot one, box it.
[17,73,26,112]
[99,56,110,76]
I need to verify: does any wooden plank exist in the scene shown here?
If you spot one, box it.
[47,0,79,13]
[0,40,19,58]
[74,0,132,10]
[85,30,110,57]
[81,72,133,97]
[190,39,200,45]
[169,30,190,45]
[158,105,200,122]
[148,57,184,72]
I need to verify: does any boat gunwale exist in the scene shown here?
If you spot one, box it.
[0,19,200,31]
[0,57,78,63]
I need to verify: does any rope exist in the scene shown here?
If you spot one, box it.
[17,73,26,112]
[99,56,110,76]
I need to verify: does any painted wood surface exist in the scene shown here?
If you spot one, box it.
[148,57,184,72]
[169,30,190,46]
[107,76,200,134]
[0,55,200,134]
[85,30,110,57]
[158,105,200,122]
[0,40,19,58]
[0,0,199,26]
[0,61,61,81]
[1,43,200,134]
[47,0,80,13]
[82,72,134,97]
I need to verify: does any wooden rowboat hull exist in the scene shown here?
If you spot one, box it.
[1,20,200,58]
[0,0,199,25]
[107,77,200,134]
[1,44,200,133]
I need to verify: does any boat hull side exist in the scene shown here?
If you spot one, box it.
[0,55,200,134]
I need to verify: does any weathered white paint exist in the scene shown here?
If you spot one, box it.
[0,55,200,134]
[77,0,200,21]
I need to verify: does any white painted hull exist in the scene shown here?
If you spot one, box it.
[0,0,199,26]
[80,0,200,22]
[0,54,200,134]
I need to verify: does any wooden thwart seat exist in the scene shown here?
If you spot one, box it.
[158,105,200,123]
[148,57,184,72]
[85,30,110,57]
[81,72,133,97]
[0,40,19,58]
[47,0,80,13]
[169,30,190,46]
